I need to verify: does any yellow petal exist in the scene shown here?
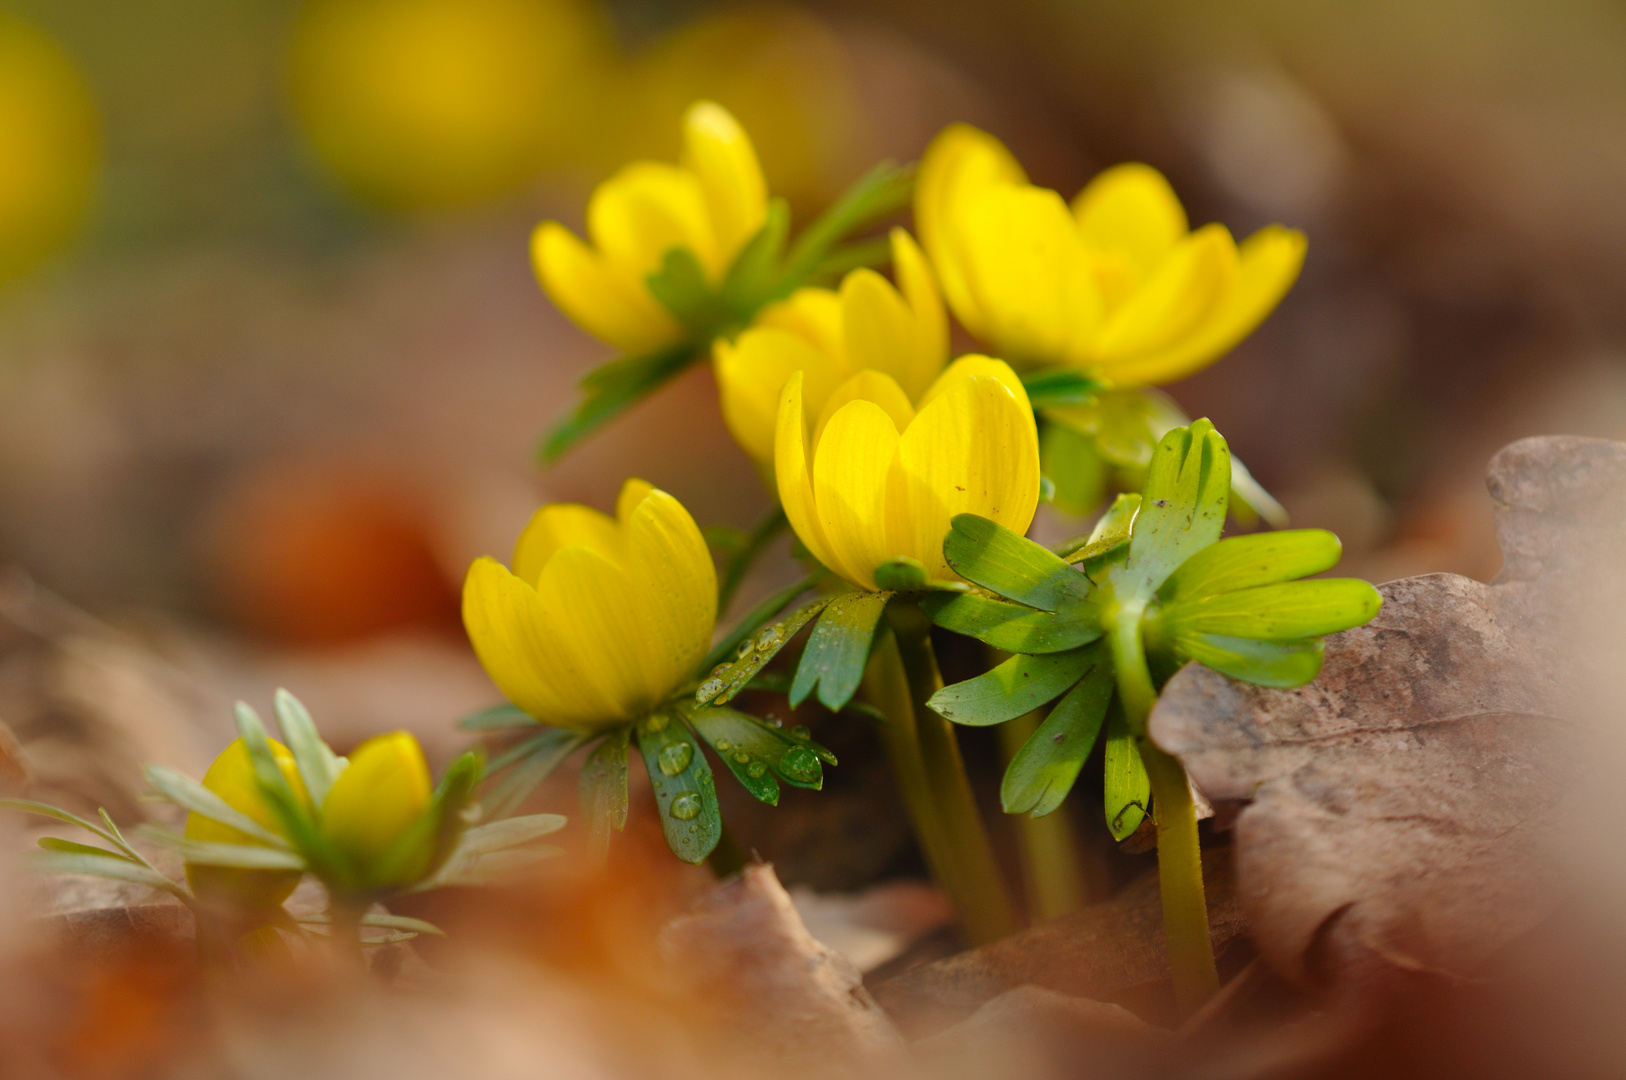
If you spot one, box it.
[896,367,1041,580]
[462,557,598,726]
[919,354,1035,420]
[715,326,844,465]
[775,371,840,577]
[813,399,904,589]
[1072,163,1189,277]
[839,267,929,401]
[1091,225,1306,388]
[813,369,916,451]
[1093,224,1239,363]
[588,160,720,281]
[756,287,845,364]
[320,730,431,872]
[532,545,664,719]
[889,228,949,396]
[616,478,656,522]
[958,183,1100,369]
[622,486,716,693]
[187,738,308,847]
[915,123,1027,340]
[681,100,768,268]
[512,503,622,587]
[532,222,680,353]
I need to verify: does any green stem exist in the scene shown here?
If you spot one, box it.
[1107,599,1218,1017]
[327,897,368,968]
[885,603,1020,945]
[999,712,1088,921]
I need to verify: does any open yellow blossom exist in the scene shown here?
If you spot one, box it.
[463,480,716,731]
[777,356,1040,589]
[532,101,768,353]
[321,730,434,889]
[714,227,946,469]
[185,737,310,908]
[916,124,1306,388]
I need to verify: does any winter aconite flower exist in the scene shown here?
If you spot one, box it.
[319,731,435,890]
[185,737,309,909]
[776,355,1040,589]
[462,480,717,731]
[533,101,767,353]
[713,227,947,471]
[915,123,1305,388]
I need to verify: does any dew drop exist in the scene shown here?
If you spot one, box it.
[788,725,811,742]
[779,746,820,783]
[732,751,751,764]
[710,664,729,678]
[767,717,783,729]
[755,624,784,650]
[715,739,732,752]
[658,743,693,776]
[735,639,755,659]
[645,712,669,733]
[669,793,701,820]
[746,761,767,778]
[697,679,724,701]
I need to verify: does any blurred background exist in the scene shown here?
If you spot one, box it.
[1,0,1625,864]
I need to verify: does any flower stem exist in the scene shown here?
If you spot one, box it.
[1106,599,1218,1017]
[879,602,1020,945]
[999,711,1088,921]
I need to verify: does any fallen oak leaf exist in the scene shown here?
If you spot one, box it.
[1148,436,1626,989]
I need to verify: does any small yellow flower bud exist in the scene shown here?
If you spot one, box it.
[320,730,433,889]
[185,738,309,910]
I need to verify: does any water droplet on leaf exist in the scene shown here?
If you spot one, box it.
[715,739,731,752]
[756,625,783,650]
[658,743,693,776]
[779,746,819,783]
[788,725,811,742]
[746,761,767,778]
[670,793,701,820]
[732,751,750,764]
[697,679,724,701]
[735,639,755,659]
[710,664,729,678]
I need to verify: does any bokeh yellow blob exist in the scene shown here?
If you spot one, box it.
[0,16,98,284]
[288,0,616,211]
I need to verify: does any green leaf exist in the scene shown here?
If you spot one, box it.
[28,850,187,897]
[720,198,790,311]
[0,798,125,849]
[1158,529,1342,602]
[451,814,566,858]
[484,729,571,776]
[779,161,914,286]
[1043,389,1160,468]
[921,590,1101,654]
[482,730,585,820]
[37,836,136,861]
[943,514,1091,612]
[297,911,447,937]
[698,591,829,706]
[96,809,144,862]
[1040,420,1109,517]
[1024,369,1106,410]
[235,703,340,878]
[1000,647,1113,816]
[873,556,929,591]
[1228,453,1289,529]
[541,342,702,462]
[415,750,485,882]
[789,590,892,711]
[1175,633,1325,688]
[712,507,790,618]
[1111,419,1231,603]
[457,704,538,732]
[1058,493,1141,564]
[1103,705,1150,841]
[137,827,309,870]
[927,647,1097,727]
[689,706,834,800]
[415,845,563,889]
[637,713,721,864]
[142,765,289,848]
[579,729,629,855]
[1154,579,1383,641]
[809,235,892,280]
[272,689,344,807]
[645,246,731,333]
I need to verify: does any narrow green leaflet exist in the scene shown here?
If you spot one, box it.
[922,590,1100,654]
[451,814,566,858]
[789,590,892,711]
[1000,648,1114,817]
[142,765,288,847]
[483,729,585,820]
[927,647,1097,727]
[714,507,789,616]
[1109,419,1231,604]
[778,160,914,285]
[136,827,308,870]
[1157,530,1342,602]
[36,837,136,861]
[688,706,833,803]
[1103,705,1150,841]
[407,751,484,885]
[718,198,790,311]
[1228,453,1290,529]
[1058,493,1141,564]
[942,515,1091,613]
[1153,579,1383,641]
[647,247,733,332]
[297,911,447,937]
[234,703,337,877]
[579,729,629,855]
[273,689,345,806]
[698,592,829,706]
[541,342,701,462]
[1172,633,1326,688]
[1,798,126,850]
[457,703,538,732]
[417,845,563,889]
[28,850,186,896]
[637,713,721,864]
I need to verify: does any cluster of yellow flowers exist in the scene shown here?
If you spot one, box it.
[464,103,1304,733]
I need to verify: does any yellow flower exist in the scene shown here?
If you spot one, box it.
[185,738,310,908]
[713,227,946,470]
[915,124,1306,388]
[462,479,717,731]
[533,100,768,353]
[320,730,434,889]
[776,356,1040,590]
